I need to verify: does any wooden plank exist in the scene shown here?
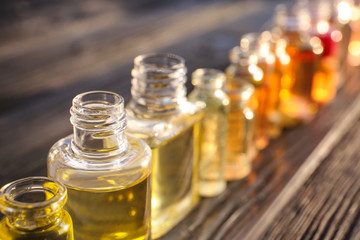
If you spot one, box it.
[259,119,360,239]
[243,90,360,240]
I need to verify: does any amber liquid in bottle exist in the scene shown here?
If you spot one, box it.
[280,37,318,125]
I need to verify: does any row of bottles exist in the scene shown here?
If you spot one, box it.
[1,0,358,239]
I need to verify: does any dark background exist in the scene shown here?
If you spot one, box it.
[0,0,285,186]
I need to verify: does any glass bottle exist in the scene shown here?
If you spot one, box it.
[276,7,320,126]
[48,91,152,240]
[295,0,341,104]
[0,176,73,240]
[224,80,255,180]
[125,53,203,239]
[257,31,284,139]
[188,68,229,197]
[225,35,268,152]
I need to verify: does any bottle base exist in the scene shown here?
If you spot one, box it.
[151,192,198,239]
[199,180,226,197]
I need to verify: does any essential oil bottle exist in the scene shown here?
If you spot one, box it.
[295,0,340,104]
[224,80,255,180]
[257,31,284,139]
[126,53,203,239]
[275,6,320,125]
[48,91,152,240]
[225,37,268,153]
[0,177,73,240]
[188,68,229,197]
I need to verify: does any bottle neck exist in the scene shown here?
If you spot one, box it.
[0,177,67,230]
[192,68,226,92]
[70,91,128,157]
[130,53,187,114]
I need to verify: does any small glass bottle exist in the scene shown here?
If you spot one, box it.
[224,80,255,180]
[257,31,284,139]
[225,35,268,151]
[276,7,320,126]
[125,53,203,239]
[0,176,73,240]
[296,0,341,104]
[188,68,229,197]
[48,91,152,240]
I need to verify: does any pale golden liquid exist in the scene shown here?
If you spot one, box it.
[151,124,199,238]
[65,175,150,240]
[197,108,227,197]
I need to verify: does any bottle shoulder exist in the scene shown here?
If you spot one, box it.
[48,134,151,190]
[125,101,203,148]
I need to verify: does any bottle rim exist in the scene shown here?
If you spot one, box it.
[134,53,185,69]
[191,68,226,88]
[70,91,126,131]
[0,176,67,216]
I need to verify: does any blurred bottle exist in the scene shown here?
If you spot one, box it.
[274,5,320,126]
[224,79,255,180]
[188,68,229,197]
[226,34,268,151]
[296,0,341,104]
[257,31,284,138]
[343,0,360,67]
[335,0,355,70]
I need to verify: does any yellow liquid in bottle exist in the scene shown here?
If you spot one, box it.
[151,123,200,238]
[65,174,151,240]
[0,190,73,240]
[0,215,72,240]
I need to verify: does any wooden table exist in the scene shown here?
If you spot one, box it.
[1,0,359,239]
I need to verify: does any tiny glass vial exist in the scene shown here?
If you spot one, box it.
[126,53,202,239]
[0,176,73,240]
[224,80,255,181]
[225,37,268,152]
[48,91,152,240]
[276,7,320,126]
[188,68,229,197]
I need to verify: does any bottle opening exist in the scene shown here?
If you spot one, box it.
[14,190,53,203]
[191,68,226,88]
[73,91,123,111]
[134,53,185,69]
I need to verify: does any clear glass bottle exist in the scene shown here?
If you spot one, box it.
[225,35,268,152]
[276,7,320,126]
[48,91,152,240]
[188,68,229,197]
[0,176,73,240]
[224,80,255,180]
[126,53,203,239]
